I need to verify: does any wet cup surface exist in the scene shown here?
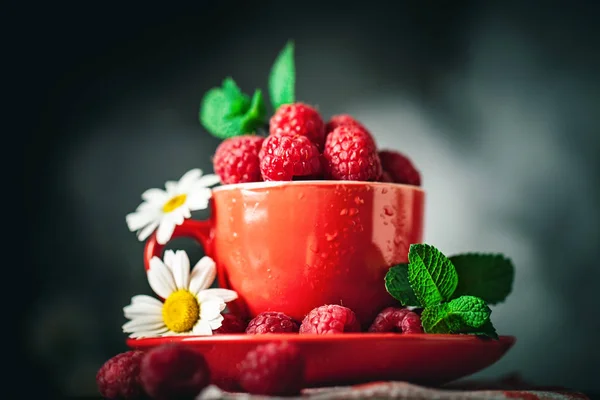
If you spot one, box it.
[144,181,425,327]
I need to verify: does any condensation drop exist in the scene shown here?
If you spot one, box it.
[325,231,338,241]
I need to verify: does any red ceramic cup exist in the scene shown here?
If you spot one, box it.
[144,181,425,327]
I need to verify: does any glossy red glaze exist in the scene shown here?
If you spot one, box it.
[144,181,425,326]
[127,334,515,389]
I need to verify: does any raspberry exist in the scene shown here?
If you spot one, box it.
[238,341,305,396]
[140,344,210,400]
[270,103,326,149]
[96,350,146,400]
[325,114,376,145]
[214,313,247,334]
[246,311,300,334]
[323,126,382,181]
[299,304,361,334]
[368,307,424,334]
[378,150,421,186]
[212,135,264,184]
[259,134,322,181]
[381,170,393,182]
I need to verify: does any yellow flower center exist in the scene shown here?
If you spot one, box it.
[161,289,199,333]
[162,194,187,213]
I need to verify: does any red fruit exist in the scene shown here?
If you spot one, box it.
[325,114,367,133]
[299,304,361,334]
[378,150,421,186]
[323,125,382,181]
[259,134,322,181]
[96,350,145,400]
[238,341,305,396]
[368,307,424,334]
[269,103,326,149]
[140,344,210,400]
[212,135,264,184]
[246,311,300,334]
[381,170,393,182]
[214,313,248,334]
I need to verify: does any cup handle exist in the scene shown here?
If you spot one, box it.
[143,219,213,271]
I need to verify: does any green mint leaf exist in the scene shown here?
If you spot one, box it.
[407,244,458,307]
[222,77,250,116]
[421,295,494,338]
[421,303,453,333]
[446,295,491,329]
[450,253,515,305]
[240,90,267,133]
[199,78,266,139]
[471,320,499,340]
[385,264,421,307]
[268,40,295,110]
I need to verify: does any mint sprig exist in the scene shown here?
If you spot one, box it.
[385,264,421,307]
[268,40,295,111]
[199,78,267,139]
[384,244,513,339]
[450,253,514,305]
[421,296,497,339]
[408,244,458,307]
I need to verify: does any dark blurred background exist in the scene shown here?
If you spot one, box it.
[19,0,600,397]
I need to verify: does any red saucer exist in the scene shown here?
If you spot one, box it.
[128,334,515,390]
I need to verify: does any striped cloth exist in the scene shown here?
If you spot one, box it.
[197,380,590,400]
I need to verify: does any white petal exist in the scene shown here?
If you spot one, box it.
[189,256,216,295]
[156,219,177,245]
[185,189,212,211]
[148,256,176,298]
[129,327,169,338]
[177,168,203,192]
[142,188,169,205]
[125,209,158,231]
[208,314,224,330]
[196,174,221,188]
[178,206,192,219]
[131,295,164,307]
[192,320,213,336]
[123,299,162,319]
[137,220,159,241]
[165,180,178,196]
[136,201,159,212]
[172,250,191,290]
[199,288,238,303]
[163,250,177,273]
[200,299,226,320]
[122,317,166,332]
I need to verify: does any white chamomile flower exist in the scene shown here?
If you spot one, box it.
[125,168,220,244]
[122,250,238,338]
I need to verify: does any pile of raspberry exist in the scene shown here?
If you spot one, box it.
[213,103,421,185]
[97,304,421,398]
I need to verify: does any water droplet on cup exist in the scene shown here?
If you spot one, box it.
[325,231,338,241]
[354,196,364,205]
[381,188,388,194]
[298,192,305,199]
[232,198,236,203]
[309,243,320,253]
[340,208,348,216]
[383,206,394,216]
[349,208,359,216]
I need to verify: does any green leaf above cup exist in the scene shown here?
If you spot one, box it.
[199,77,267,139]
[268,40,295,111]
